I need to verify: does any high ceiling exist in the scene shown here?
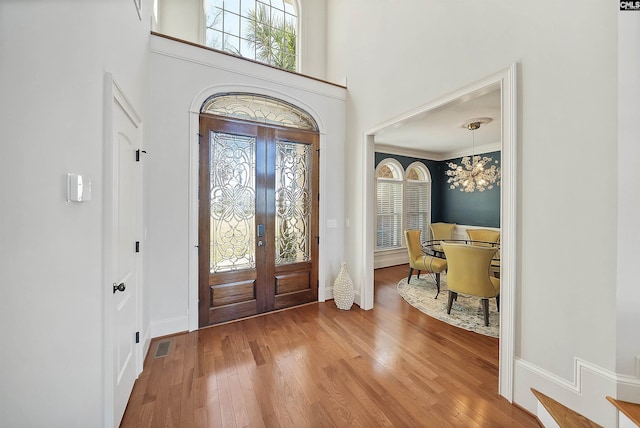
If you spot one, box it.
[373,87,502,160]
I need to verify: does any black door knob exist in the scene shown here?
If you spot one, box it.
[113,282,126,293]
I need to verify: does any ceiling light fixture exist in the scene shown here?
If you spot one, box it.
[446,117,501,192]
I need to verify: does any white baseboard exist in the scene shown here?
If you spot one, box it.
[374,248,407,269]
[150,315,189,339]
[325,285,333,300]
[536,402,560,428]
[141,323,152,360]
[513,357,639,426]
[620,411,635,428]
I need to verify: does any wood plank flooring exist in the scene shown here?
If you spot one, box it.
[121,264,539,427]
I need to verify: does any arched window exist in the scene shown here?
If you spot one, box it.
[404,162,431,243]
[376,159,404,250]
[201,92,317,130]
[375,159,433,251]
[204,0,298,71]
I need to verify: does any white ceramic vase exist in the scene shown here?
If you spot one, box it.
[333,262,354,310]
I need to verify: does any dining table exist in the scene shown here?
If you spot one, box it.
[422,239,501,279]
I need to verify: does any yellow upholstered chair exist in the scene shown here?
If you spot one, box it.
[466,228,500,245]
[404,229,448,298]
[441,242,500,326]
[466,228,501,277]
[429,222,456,242]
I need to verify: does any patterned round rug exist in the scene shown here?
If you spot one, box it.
[397,275,499,338]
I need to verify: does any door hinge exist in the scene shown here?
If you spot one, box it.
[135,241,140,253]
[135,331,140,344]
[316,235,320,244]
[136,149,147,162]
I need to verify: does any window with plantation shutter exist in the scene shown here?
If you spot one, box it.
[375,159,432,253]
[376,159,403,250]
[404,162,431,243]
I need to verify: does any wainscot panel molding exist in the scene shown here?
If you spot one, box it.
[452,224,501,241]
[513,357,640,427]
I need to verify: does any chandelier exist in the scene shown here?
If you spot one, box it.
[446,118,501,192]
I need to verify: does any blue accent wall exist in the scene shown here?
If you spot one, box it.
[375,151,501,228]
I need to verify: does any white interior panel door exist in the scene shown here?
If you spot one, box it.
[109,82,142,426]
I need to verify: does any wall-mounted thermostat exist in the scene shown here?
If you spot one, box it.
[67,173,92,202]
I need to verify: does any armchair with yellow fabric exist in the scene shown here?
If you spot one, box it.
[429,222,456,253]
[429,222,456,242]
[404,229,448,298]
[440,242,500,326]
[466,228,500,245]
[466,228,501,277]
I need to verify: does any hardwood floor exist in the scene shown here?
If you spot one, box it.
[121,264,539,427]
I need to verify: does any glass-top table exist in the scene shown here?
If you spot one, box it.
[421,239,500,259]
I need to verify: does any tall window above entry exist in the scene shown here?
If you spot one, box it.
[204,0,298,71]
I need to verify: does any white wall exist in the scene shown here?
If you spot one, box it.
[146,35,346,335]
[617,10,640,397]
[0,1,150,427]
[157,0,201,43]
[325,0,626,425]
[155,0,328,79]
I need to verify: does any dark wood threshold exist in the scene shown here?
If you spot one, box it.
[150,31,347,89]
[607,396,640,426]
[531,388,602,428]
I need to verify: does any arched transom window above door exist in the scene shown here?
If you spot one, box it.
[204,0,298,71]
[201,92,318,130]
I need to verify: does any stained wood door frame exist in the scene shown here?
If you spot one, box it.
[187,86,328,332]
[198,114,319,327]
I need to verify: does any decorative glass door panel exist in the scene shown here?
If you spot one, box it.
[275,140,311,266]
[209,132,256,273]
[199,115,318,327]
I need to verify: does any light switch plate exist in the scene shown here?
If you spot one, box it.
[67,173,91,202]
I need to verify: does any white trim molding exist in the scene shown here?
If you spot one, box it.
[514,357,640,426]
[102,73,144,428]
[187,84,334,332]
[363,63,518,403]
[150,315,189,339]
[374,248,408,269]
[153,35,347,332]
[374,142,501,162]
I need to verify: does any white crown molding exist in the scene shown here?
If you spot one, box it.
[444,142,502,160]
[150,34,347,101]
[375,142,501,161]
[374,144,444,160]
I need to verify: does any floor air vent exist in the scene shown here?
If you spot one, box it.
[153,339,171,358]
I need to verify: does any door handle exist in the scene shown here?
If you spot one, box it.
[113,282,126,293]
[257,240,264,247]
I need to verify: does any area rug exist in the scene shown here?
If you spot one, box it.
[397,275,499,338]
